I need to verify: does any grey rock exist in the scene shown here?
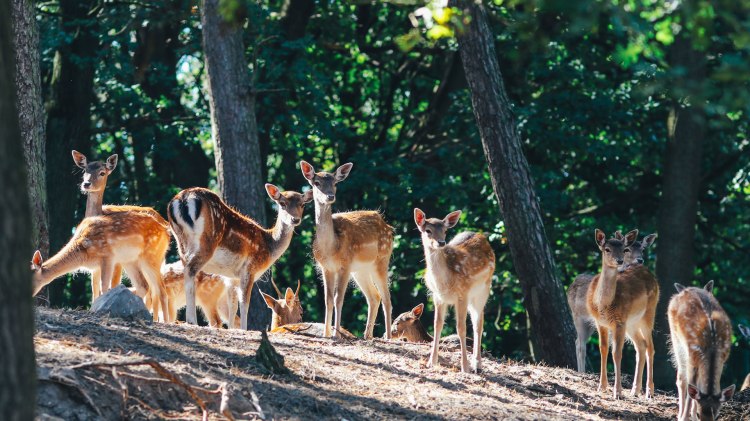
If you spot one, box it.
[90,285,151,321]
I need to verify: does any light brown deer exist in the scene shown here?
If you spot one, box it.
[168,184,311,329]
[300,160,394,339]
[669,281,735,421]
[390,303,475,349]
[414,208,494,373]
[737,324,750,392]
[30,210,171,322]
[587,229,659,399]
[71,150,170,303]
[568,231,657,372]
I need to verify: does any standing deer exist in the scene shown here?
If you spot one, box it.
[587,229,659,399]
[168,184,311,329]
[414,208,494,373]
[738,324,750,392]
[30,210,171,322]
[568,231,657,372]
[71,150,171,304]
[299,160,394,339]
[669,281,735,421]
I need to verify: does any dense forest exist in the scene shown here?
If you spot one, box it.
[4,0,750,413]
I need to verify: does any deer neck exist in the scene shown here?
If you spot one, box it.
[270,313,283,331]
[313,201,336,251]
[404,322,433,343]
[39,245,87,284]
[266,212,295,262]
[593,259,620,309]
[422,242,446,273]
[84,190,104,217]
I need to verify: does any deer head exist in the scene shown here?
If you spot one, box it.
[414,208,461,249]
[615,230,657,267]
[299,160,353,205]
[391,303,426,341]
[261,279,303,329]
[30,250,45,295]
[687,384,735,421]
[72,150,117,193]
[595,228,637,269]
[265,184,313,226]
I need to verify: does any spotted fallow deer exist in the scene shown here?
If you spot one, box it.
[740,325,750,391]
[390,303,474,349]
[669,281,735,421]
[71,150,170,303]
[168,184,312,329]
[30,210,171,322]
[414,208,495,373]
[587,229,659,399]
[300,160,394,340]
[568,231,657,372]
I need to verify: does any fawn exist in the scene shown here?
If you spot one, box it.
[30,210,171,322]
[72,150,171,303]
[738,324,750,391]
[568,231,657,372]
[587,229,659,399]
[390,303,474,348]
[300,160,394,339]
[414,208,495,373]
[669,281,735,421]
[168,184,311,329]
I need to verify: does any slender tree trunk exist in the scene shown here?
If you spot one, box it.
[653,35,706,389]
[0,1,37,416]
[44,0,98,305]
[201,0,269,330]
[452,0,576,367]
[12,0,48,259]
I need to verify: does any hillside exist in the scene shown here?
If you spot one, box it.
[34,308,749,420]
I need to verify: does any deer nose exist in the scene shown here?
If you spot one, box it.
[292,217,301,225]
[326,194,335,201]
[616,258,624,265]
[437,240,446,247]
[82,182,91,189]
[636,258,644,264]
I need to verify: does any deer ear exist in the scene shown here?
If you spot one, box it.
[642,233,657,248]
[624,229,639,246]
[265,183,282,201]
[595,229,606,249]
[704,280,714,293]
[301,189,313,203]
[720,384,735,402]
[284,287,295,303]
[414,208,426,229]
[687,384,700,401]
[614,230,624,241]
[105,154,118,172]
[31,250,43,268]
[71,150,87,168]
[443,210,461,228]
[260,291,279,311]
[674,283,686,293]
[300,160,315,181]
[412,303,424,318]
[334,163,353,183]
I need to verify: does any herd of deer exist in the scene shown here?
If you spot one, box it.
[27,152,748,420]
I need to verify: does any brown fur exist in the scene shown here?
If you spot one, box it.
[261,279,303,330]
[740,325,750,391]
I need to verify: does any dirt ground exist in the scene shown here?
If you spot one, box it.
[34,308,749,420]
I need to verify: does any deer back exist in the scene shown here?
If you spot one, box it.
[427,232,495,298]
[568,273,594,320]
[314,210,393,264]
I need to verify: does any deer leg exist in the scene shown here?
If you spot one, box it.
[183,254,210,325]
[630,328,647,397]
[110,264,123,289]
[468,304,484,373]
[428,301,447,369]
[90,268,102,303]
[676,365,688,421]
[99,260,115,297]
[456,299,470,373]
[611,326,626,399]
[597,324,610,393]
[374,260,392,340]
[333,268,350,339]
[353,271,380,340]
[645,332,655,399]
[574,319,593,373]
[322,268,335,338]
[225,281,239,329]
[141,262,167,323]
[239,272,255,331]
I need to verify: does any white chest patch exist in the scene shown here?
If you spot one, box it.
[204,248,244,277]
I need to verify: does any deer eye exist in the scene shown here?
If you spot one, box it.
[99,172,106,176]
[425,229,432,235]
[314,180,320,187]
[604,247,611,253]
[624,248,631,253]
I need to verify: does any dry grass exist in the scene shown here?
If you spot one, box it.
[34,308,747,420]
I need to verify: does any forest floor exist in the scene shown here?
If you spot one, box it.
[35,307,749,421]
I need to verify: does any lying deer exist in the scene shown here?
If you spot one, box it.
[738,324,750,391]
[414,208,494,373]
[669,281,735,421]
[587,229,659,399]
[300,160,394,339]
[71,150,171,305]
[168,184,311,329]
[568,231,656,372]
[390,303,474,349]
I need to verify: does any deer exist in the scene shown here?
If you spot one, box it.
[587,229,659,399]
[299,160,394,340]
[568,231,657,372]
[669,281,735,421]
[71,150,170,303]
[414,208,495,373]
[738,324,750,391]
[30,210,171,322]
[168,184,312,329]
[390,303,475,349]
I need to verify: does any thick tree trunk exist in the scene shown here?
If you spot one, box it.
[452,0,576,367]
[0,1,37,417]
[12,0,48,259]
[44,0,98,305]
[201,0,269,330]
[653,35,706,389]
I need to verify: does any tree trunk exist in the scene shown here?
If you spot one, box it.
[452,0,576,367]
[201,0,269,330]
[12,0,48,259]
[653,35,707,389]
[0,1,37,416]
[44,0,98,305]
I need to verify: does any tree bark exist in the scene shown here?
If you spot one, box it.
[12,0,48,259]
[452,0,576,367]
[0,1,37,416]
[44,0,98,305]
[653,35,707,389]
[201,0,269,330]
